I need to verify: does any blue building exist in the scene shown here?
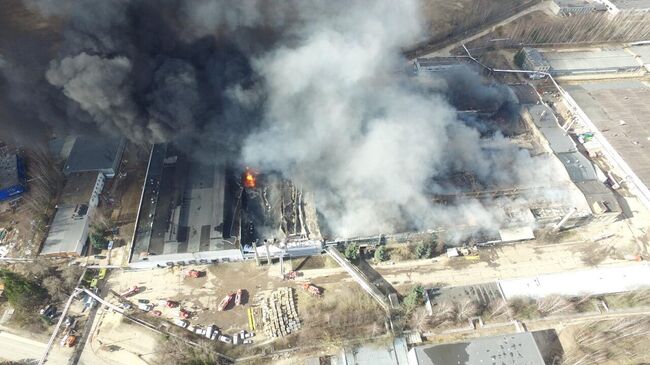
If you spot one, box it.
[0,153,27,202]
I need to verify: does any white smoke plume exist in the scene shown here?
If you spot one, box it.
[241,0,568,237]
[14,0,572,238]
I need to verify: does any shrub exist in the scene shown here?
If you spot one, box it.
[0,269,47,309]
[403,284,424,314]
[344,243,359,261]
[415,242,432,259]
[514,49,525,68]
[374,246,388,262]
[90,229,108,250]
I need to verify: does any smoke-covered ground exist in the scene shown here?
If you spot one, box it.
[1,0,573,238]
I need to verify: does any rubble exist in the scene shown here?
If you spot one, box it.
[260,287,300,338]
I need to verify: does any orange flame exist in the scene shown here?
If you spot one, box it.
[243,168,257,188]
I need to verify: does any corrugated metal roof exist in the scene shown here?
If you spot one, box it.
[64,137,125,175]
[499,263,650,299]
[630,45,650,64]
[413,332,546,365]
[610,0,650,9]
[543,49,640,72]
[40,204,88,256]
[557,151,598,182]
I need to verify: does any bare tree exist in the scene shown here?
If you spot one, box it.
[42,276,66,302]
[562,318,650,365]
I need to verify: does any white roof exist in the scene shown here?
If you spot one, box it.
[40,205,88,256]
[499,263,650,299]
[543,49,640,72]
[499,226,535,242]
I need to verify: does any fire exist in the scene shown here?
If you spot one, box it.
[243,168,257,188]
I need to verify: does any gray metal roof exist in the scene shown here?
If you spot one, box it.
[540,127,577,154]
[630,45,650,64]
[542,49,640,72]
[40,204,88,256]
[575,180,622,214]
[427,283,502,307]
[64,137,125,175]
[60,172,100,205]
[525,105,577,153]
[526,104,560,129]
[412,332,546,365]
[563,80,650,191]
[341,337,410,365]
[556,151,598,182]
[508,84,541,105]
[522,48,550,68]
[609,0,650,9]
[554,0,600,7]
[416,57,464,67]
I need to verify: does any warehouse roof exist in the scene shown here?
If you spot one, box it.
[40,204,88,256]
[60,172,101,205]
[557,151,598,182]
[411,332,546,365]
[630,45,650,64]
[609,0,650,9]
[554,0,602,7]
[64,137,125,176]
[542,49,640,72]
[575,180,622,214]
[499,263,650,299]
[526,104,560,129]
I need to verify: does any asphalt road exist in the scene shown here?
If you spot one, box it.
[0,330,69,364]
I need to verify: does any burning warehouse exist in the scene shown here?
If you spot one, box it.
[129,144,322,268]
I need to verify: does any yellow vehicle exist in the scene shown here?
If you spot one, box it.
[90,278,98,288]
[98,268,107,280]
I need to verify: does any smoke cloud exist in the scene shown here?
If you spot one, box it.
[9,0,571,238]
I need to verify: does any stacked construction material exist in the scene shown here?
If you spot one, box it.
[260,287,300,338]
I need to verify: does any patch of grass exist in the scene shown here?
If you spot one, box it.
[602,289,650,309]
[298,286,386,346]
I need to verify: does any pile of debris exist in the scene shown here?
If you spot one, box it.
[260,287,300,338]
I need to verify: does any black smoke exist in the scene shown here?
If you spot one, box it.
[2,0,284,157]
[2,0,573,238]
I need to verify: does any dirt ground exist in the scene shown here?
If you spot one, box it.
[105,261,288,336]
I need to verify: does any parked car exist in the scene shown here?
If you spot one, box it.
[65,335,77,347]
[39,304,52,316]
[137,303,153,312]
[173,319,189,328]
[210,329,220,341]
[218,335,232,344]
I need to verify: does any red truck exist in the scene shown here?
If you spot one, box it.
[218,293,235,311]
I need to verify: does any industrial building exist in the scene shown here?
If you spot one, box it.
[0,144,26,202]
[129,144,322,268]
[63,137,126,177]
[40,172,105,256]
[520,48,550,73]
[597,0,650,14]
[563,79,650,209]
[407,330,563,365]
[520,47,647,79]
[522,104,621,225]
[413,57,468,74]
[551,0,607,15]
